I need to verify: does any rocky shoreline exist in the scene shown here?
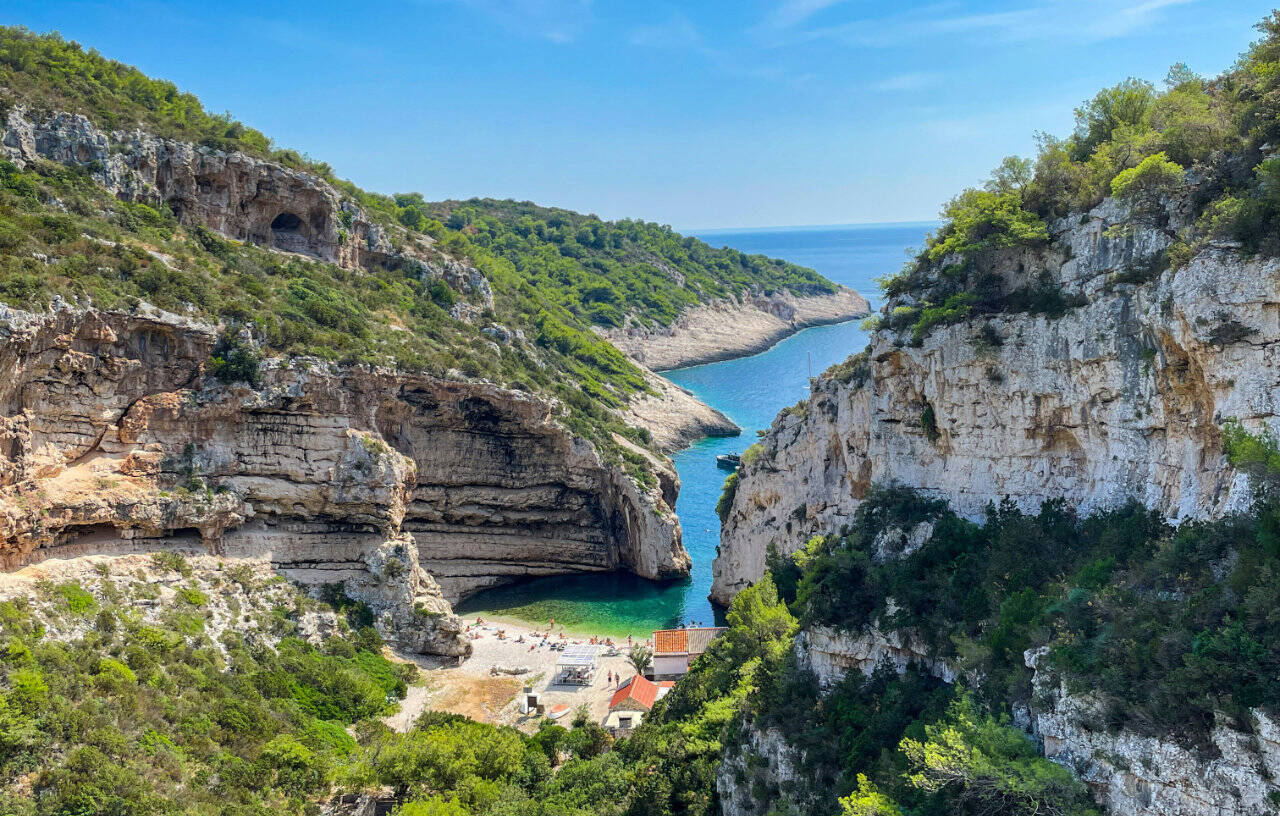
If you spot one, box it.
[603,288,870,372]
[624,369,741,453]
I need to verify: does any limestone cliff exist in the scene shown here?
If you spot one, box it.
[747,619,1280,816]
[1024,647,1280,816]
[714,198,1271,604]
[0,303,689,653]
[3,106,410,273]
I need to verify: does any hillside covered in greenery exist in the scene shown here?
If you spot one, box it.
[875,11,1280,344]
[0,550,1099,816]
[0,26,842,471]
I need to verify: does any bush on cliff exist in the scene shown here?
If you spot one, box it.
[785,429,1280,749]
[877,12,1280,343]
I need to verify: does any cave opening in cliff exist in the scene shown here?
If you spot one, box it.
[270,211,311,254]
[271,212,304,233]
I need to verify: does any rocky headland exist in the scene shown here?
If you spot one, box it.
[601,287,870,372]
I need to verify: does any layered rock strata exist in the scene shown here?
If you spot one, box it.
[0,304,689,653]
[714,199,1271,604]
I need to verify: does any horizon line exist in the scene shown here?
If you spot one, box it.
[685,219,941,235]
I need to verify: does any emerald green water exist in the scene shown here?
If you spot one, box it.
[456,222,934,635]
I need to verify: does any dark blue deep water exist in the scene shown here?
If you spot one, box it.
[456,222,935,635]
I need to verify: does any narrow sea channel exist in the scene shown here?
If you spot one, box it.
[455,222,934,636]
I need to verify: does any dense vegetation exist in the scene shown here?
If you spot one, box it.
[777,418,1280,752]
[0,558,418,815]
[403,198,836,329]
[877,13,1280,344]
[0,556,649,816]
[620,576,1096,816]
[0,548,1101,816]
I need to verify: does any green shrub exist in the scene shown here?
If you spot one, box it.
[53,582,95,615]
[716,472,740,524]
[209,331,261,387]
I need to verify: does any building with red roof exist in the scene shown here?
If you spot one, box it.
[651,626,725,679]
[603,674,674,732]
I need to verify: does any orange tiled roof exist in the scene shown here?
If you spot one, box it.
[609,674,659,710]
[653,627,725,656]
[653,629,688,655]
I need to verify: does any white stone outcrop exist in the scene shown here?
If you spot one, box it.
[1026,648,1280,816]
[717,725,809,816]
[603,288,871,371]
[714,200,1273,603]
[796,624,960,688]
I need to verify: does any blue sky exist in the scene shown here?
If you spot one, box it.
[6,1,1275,229]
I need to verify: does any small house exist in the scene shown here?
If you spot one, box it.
[651,627,725,679]
[604,674,673,732]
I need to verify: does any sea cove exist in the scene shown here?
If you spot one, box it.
[456,222,934,634]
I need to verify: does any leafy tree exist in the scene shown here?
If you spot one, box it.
[1110,151,1184,226]
[984,156,1034,197]
[901,696,1098,816]
[838,775,904,816]
[925,189,1049,263]
[1071,78,1157,158]
[627,644,653,676]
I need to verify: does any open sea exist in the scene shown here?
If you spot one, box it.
[455,221,936,636]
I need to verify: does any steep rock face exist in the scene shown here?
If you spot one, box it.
[1025,648,1280,816]
[755,623,1280,816]
[795,625,960,688]
[716,725,810,816]
[0,304,689,652]
[714,200,1272,604]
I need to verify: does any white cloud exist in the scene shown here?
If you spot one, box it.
[772,0,1198,49]
[758,0,855,32]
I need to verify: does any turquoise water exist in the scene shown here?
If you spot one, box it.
[456,222,935,635]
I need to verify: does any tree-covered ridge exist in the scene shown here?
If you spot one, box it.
[0,26,842,336]
[402,198,837,329]
[877,12,1280,344]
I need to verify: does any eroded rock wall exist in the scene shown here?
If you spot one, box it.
[0,106,493,309]
[714,200,1273,604]
[1024,648,1280,816]
[0,304,689,653]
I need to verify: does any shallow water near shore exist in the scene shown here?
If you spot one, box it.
[456,222,935,634]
